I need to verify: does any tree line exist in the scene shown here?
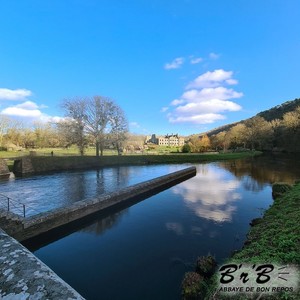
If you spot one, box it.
[1,98,300,154]
[185,105,300,153]
[0,96,129,156]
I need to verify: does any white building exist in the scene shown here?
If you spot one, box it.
[145,134,185,147]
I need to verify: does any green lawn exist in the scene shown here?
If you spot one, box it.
[205,183,300,300]
[2,149,261,173]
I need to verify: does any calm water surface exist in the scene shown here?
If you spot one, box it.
[0,165,185,216]
[1,154,300,300]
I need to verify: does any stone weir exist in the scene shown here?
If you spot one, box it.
[0,158,10,179]
[4,166,196,242]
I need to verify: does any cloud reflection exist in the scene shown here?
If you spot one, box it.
[166,222,184,235]
[173,165,241,222]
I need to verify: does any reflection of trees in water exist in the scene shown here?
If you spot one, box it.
[95,167,131,195]
[61,172,89,205]
[60,167,132,205]
[81,210,127,236]
[241,175,265,192]
[219,154,300,188]
[173,164,241,222]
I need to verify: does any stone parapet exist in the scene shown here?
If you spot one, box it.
[0,228,85,299]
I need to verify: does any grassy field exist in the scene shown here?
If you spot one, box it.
[1,147,261,172]
[0,147,118,158]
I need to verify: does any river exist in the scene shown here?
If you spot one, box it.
[1,153,299,299]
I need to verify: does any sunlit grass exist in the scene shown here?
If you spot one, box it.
[205,183,300,300]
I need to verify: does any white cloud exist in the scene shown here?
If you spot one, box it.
[14,101,40,110]
[129,122,140,128]
[164,57,184,70]
[182,87,243,102]
[169,113,225,124]
[160,106,169,112]
[190,57,203,64]
[186,69,236,89]
[209,52,220,60]
[0,88,32,100]
[226,78,238,85]
[40,115,65,123]
[1,106,42,118]
[0,100,61,124]
[175,99,241,115]
[170,99,185,106]
[165,69,243,125]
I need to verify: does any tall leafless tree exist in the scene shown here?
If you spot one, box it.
[61,98,88,155]
[61,96,128,156]
[84,96,115,156]
[108,105,128,155]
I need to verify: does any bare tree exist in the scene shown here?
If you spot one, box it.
[60,96,128,156]
[84,96,115,156]
[3,119,24,147]
[0,115,11,147]
[108,105,128,155]
[61,98,87,155]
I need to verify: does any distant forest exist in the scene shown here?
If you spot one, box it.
[201,98,300,153]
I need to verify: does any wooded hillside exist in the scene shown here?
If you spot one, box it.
[199,98,300,152]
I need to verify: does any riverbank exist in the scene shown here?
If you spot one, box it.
[205,182,300,300]
[12,152,261,175]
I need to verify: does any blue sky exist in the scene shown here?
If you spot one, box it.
[1,0,300,136]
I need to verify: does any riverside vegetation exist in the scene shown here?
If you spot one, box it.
[1,98,300,158]
[181,182,300,300]
[3,150,261,173]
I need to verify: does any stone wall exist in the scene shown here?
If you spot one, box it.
[0,228,85,299]
[0,208,24,236]
[13,157,34,175]
[0,159,10,178]
[4,167,196,241]
[12,155,198,175]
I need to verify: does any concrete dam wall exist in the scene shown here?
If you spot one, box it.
[3,166,196,242]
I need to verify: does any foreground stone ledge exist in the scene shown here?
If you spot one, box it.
[0,228,85,299]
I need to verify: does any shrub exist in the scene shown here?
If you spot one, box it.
[182,144,191,153]
[181,272,204,300]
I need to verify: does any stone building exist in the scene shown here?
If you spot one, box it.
[145,134,185,147]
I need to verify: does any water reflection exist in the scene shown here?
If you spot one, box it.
[173,164,241,222]
[0,165,181,217]
[166,222,184,235]
[219,153,300,186]
[81,210,127,236]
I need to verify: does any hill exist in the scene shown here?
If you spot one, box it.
[203,98,300,137]
[257,98,300,121]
